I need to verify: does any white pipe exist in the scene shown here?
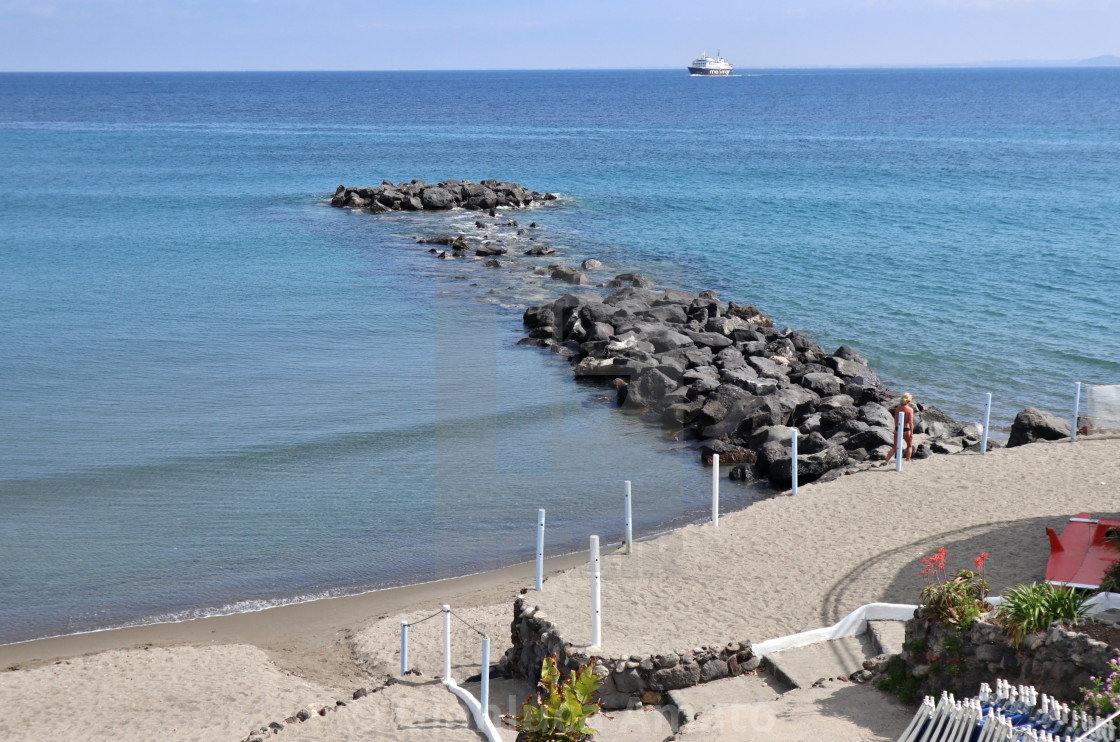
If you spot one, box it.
[536,508,545,591]
[400,621,408,677]
[982,392,992,454]
[1072,381,1082,443]
[711,453,719,526]
[791,428,799,495]
[896,410,905,472]
[480,636,490,715]
[590,535,601,649]
[443,678,502,742]
[624,481,632,555]
[442,604,451,682]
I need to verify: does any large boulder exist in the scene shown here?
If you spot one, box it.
[551,266,588,285]
[693,385,753,430]
[645,327,695,353]
[699,439,756,466]
[475,245,507,257]
[641,305,689,324]
[683,330,734,349]
[858,402,895,429]
[754,440,789,476]
[702,395,784,441]
[768,446,850,489]
[842,427,897,452]
[420,187,455,210]
[748,356,789,381]
[770,385,820,422]
[662,400,704,427]
[801,372,842,397]
[828,357,880,385]
[715,347,747,370]
[1007,407,1071,447]
[622,368,679,411]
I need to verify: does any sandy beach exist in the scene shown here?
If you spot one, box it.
[2,437,1118,741]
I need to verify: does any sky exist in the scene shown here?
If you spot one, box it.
[0,0,1117,71]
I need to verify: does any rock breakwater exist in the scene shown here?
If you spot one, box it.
[330,177,986,490]
[521,288,983,488]
[330,178,556,213]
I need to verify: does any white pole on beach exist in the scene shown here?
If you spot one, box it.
[590,535,601,649]
[442,604,451,683]
[895,410,905,472]
[1072,381,1082,443]
[535,508,546,591]
[791,428,799,495]
[981,393,992,455]
[624,481,633,555]
[400,621,409,677]
[480,636,490,714]
[711,453,719,527]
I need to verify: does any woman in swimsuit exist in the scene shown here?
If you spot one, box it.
[884,392,915,463]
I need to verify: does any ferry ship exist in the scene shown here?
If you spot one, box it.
[688,52,734,76]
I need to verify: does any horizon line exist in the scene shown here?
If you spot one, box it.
[2,60,1118,74]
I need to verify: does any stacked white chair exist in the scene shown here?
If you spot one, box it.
[895,683,1120,742]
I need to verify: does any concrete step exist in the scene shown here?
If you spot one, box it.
[869,619,907,656]
[667,670,785,724]
[764,633,878,690]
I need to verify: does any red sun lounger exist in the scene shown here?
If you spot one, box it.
[1045,512,1120,590]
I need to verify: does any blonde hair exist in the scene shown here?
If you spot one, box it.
[901,393,913,405]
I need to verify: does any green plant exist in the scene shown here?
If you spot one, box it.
[877,655,921,705]
[504,656,602,741]
[902,637,929,655]
[918,548,991,630]
[1079,657,1120,716]
[942,633,965,659]
[995,582,1091,646]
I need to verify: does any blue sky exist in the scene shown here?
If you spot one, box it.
[0,0,1116,71]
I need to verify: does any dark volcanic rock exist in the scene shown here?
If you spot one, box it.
[768,445,849,489]
[1007,407,1071,447]
[551,266,588,285]
[703,395,784,441]
[801,372,842,397]
[420,187,454,210]
[699,439,756,466]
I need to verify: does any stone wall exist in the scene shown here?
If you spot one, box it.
[501,597,758,710]
[901,612,1118,703]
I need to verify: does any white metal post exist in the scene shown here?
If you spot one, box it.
[624,481,633,555]
[400,621,409,677]
[1072,381,1082,443]
[895,410,905,472]
[535,508,545,591]
[711,453,719,526]
[791,428,799,494]
[981,393,992,454]
[442,604,451,682]
[480,636,490,714]
[590,535,601,649]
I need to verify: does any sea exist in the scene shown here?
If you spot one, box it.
[2,69,1118,645]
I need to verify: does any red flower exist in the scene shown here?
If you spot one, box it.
[974,552,989,570]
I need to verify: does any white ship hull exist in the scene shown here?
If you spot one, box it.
[688,66,733,76]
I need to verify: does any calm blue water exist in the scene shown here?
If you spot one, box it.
[2,69,1118,644]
